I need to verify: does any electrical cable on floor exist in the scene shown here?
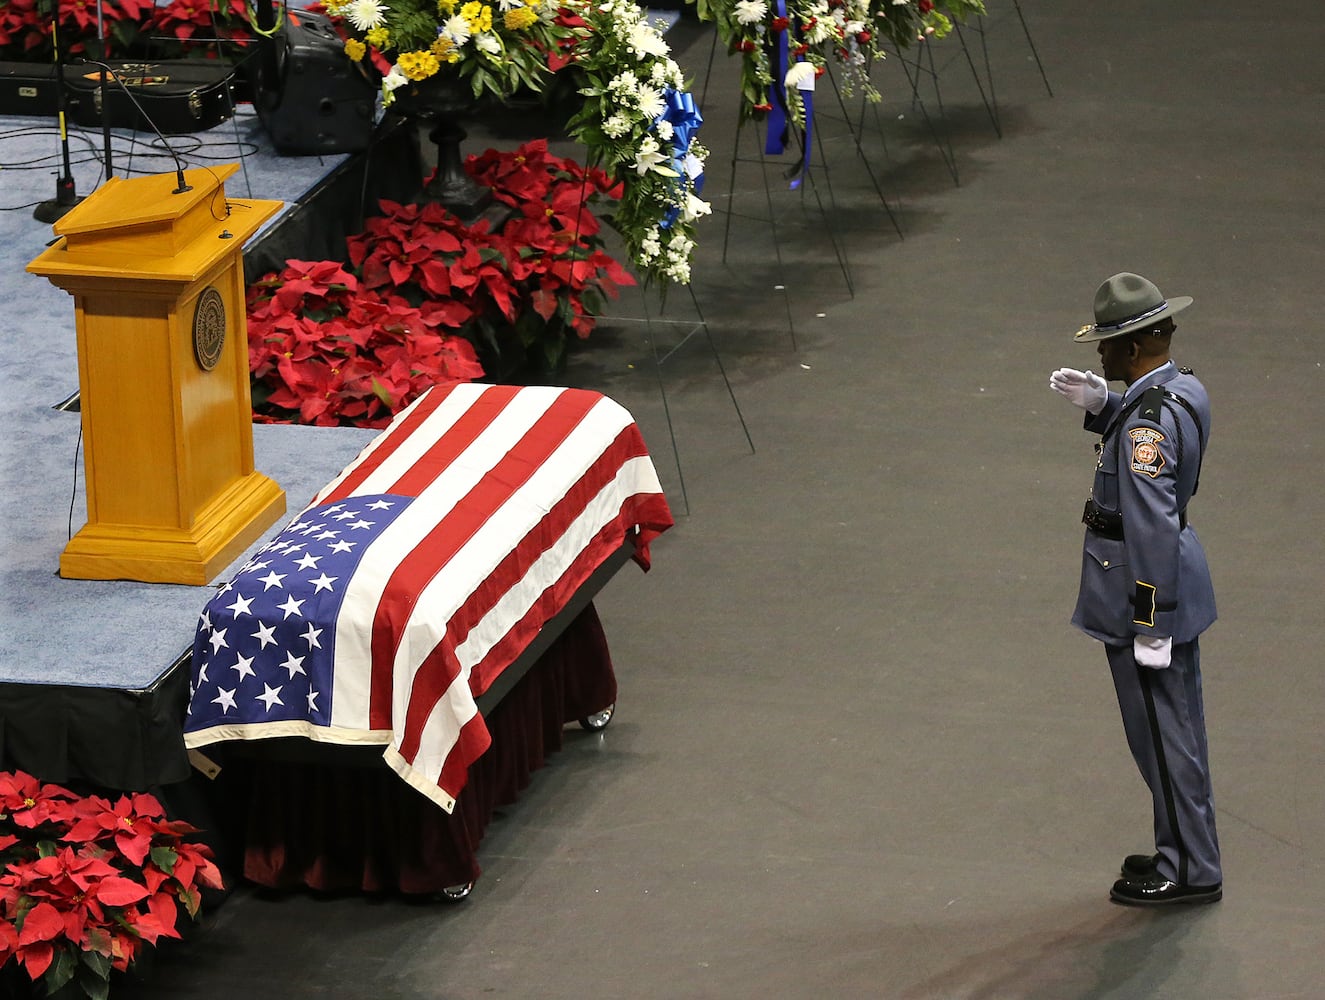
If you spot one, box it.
[1,120,261,187]
[67,423,82,542]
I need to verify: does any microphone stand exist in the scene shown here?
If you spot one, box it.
[75,59,194,196]
[33,13,83,223]
[95,0,113,180]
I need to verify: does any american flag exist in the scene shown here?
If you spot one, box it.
[185,383,673,811]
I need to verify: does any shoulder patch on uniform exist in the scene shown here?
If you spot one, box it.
[1128,426,1166,478]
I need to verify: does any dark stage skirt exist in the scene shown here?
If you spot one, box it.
[200,604,616,894]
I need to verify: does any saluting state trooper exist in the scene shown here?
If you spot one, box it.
[1049,272,1222,906]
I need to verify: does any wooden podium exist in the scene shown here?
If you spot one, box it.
[28,165,286,585]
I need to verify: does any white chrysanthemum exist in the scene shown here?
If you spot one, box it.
[345,0,386,31]
[637,84,665,121]
[805,18,834,43]
[609,71,641,99]
[474,32,501,54]
[382,65,409,92]
[654,118,674,141]
[628,22,669,60]
[733,0,767,25]
[443,13,472,44]
[603,114,632,139]
[785,61,817,90]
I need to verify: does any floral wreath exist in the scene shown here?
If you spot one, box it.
[693,0,986,125]
[320,0,709,285]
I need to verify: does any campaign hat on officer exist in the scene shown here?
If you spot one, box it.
[1074,272,1192,343]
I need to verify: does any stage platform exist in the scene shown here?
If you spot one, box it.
[0,85,652,793]
[0,100,402,787]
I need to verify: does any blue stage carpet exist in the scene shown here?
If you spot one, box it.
[0,107,372,690]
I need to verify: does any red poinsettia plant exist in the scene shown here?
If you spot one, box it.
[0,0,253,61]
[247,140,635,427]
[350,140,634,374]
[0,770,223,1000]
[246,259,485,428]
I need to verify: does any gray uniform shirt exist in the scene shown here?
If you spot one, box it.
[1072,362,1217,644]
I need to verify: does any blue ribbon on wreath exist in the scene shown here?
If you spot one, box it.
[764,0,791,158]
[763,0,814,190]
[657,87,704,230]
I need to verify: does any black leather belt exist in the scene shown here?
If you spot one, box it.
[1083,498,1124,539]
[1082,498,1187,539]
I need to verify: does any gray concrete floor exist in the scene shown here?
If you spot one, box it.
[120,2,1325,997]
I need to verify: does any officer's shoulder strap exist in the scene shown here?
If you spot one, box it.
[1138,384,1166,424]
[1137,383,1204,448]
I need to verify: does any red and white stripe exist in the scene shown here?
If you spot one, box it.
[307,383,672,811]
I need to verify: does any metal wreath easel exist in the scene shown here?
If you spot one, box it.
[693,25,861,352]
[872,1,1055,187]
[950,0,1054,139]
[880,35,963,185]
[602,279,756,517]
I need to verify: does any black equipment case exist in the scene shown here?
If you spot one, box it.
[64,61,237,134]
[0,59,237,134]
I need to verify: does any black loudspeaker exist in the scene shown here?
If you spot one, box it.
[255,9,377,155]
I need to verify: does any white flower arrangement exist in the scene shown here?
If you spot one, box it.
[561,0,710,284]
[321,0,709,285]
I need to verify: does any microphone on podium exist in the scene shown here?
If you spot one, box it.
[68,58,194,195]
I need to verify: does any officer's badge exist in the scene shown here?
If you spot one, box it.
[1128,427,1165,478]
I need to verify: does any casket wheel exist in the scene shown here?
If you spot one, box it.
[438,881,474,903]
[579,703,615,731]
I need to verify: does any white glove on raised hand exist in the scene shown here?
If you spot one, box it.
[1049,368,1108,415]
[1134,635,1173,669]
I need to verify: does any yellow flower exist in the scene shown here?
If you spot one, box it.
[504,5,537,30]
[461,1,492,33]
[398,50,441,80]
[365,26,390,48]
[437,0,455,12]
[344,37,366,61]
[430,37,464,65]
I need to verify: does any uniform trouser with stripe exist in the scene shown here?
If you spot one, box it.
[1105,638,1222,886]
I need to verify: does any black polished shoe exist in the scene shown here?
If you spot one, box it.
[1110,873,1222,906]
[1120,853,1160,878]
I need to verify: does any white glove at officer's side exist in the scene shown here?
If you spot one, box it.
[1134,634,1173,669]
[1049,368,1108,415]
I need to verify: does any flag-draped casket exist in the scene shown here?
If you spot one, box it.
[185,383,673,811]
